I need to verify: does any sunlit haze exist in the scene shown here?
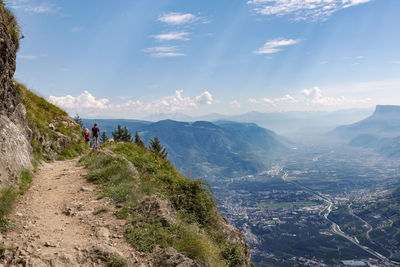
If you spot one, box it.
[8,0,400,118]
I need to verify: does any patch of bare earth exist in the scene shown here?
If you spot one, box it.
[0,158,146,266]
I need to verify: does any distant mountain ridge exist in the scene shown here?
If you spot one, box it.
[330,105,400,158]
[83,119,289,180]
[143,108,373,138]
[330,105,400,140]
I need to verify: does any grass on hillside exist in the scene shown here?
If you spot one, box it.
[15,82,88,164]
[0,171,32,233]
[0,0,20,49]
[79,143,244,266]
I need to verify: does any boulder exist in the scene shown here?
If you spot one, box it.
[90,244,123,261]
[151,247,200,267]
[134,196,177,226]
[50,252,78,266]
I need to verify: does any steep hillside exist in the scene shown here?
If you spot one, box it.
[83,119,289,180]
[78,144,251,266]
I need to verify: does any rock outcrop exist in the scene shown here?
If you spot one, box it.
[0,8,32,187]
[150,247,200,267]
[133,196,177,226]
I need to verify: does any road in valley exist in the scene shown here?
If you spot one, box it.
[282,174,397,266]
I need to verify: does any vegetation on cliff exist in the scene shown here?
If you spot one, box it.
[0,0,20,49]
[80,142,250,266]
[15,82,87,165]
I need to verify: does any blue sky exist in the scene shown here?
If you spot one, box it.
[8,0,400,118]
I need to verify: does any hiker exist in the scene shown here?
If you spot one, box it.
[84,128,90,148]
[92,123,100,148]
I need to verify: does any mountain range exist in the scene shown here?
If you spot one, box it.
[143,108,373,138]
[83,119,289,180]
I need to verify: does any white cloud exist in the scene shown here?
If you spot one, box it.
[248,94,296,106]
[344,56,365,60]
[7,0,59,14]
[254,38,300,54]
[18,55,37,60]
[302,86,371,106]
[18,54,48,60]
[262,94,296,106]
[71,27,82,33]
[230,100,241,108]
[247,0,374,21]
[158,12,198,25]
[153,31,190,41]
[48,90,213,118]
[142,46,185,58]
[48,91,110,112]
[248,98,258,104]
[152,53,185,58]
[196,91,213,105]
[392,61,400,65]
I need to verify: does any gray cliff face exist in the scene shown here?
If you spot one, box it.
[0,21,19,117]
[0,15,32,186]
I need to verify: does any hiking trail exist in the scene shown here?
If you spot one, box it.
[1,158,145,266]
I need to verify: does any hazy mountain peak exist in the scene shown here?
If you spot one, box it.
[373,105,400,117]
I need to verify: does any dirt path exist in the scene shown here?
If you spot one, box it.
[1,158,144,266]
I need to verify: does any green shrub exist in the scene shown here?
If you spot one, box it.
[115,205,131,219]
[0,188,18,219]
[19,170,32,193]
[221,244,243,267]
[107,255,127,267]
[0,188,18,232]
[93,207,109,215]
[126,219,224,266]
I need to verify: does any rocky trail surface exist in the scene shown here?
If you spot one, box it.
[0,158,145,266]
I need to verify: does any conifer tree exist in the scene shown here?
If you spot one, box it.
[100,131,108,144]
[112,125,123,141]
[149,136,168,159]
[112,125,132,142]
[122,126,132,142]
[74,113,83,129]
[134,132,144,147]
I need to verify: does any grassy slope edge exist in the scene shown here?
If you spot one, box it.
[80,142,247,266]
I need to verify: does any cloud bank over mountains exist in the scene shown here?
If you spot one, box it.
[49,90,214,118]
[49,87,372,118]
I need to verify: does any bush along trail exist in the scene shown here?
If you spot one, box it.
[0,144,251,266]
